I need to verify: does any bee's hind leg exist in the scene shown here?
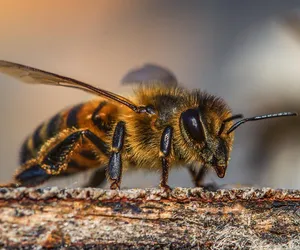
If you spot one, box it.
[9,129,108,187]
[12,161,51,187]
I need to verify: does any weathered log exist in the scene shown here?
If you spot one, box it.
[0,187,299,249]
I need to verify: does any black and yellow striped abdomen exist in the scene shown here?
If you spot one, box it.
[20,99,119,173]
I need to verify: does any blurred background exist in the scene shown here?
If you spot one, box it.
[0,0,300,189]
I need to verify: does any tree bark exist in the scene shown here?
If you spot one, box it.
[0,187,299,249]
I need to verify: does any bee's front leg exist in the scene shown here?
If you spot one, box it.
[159,126,173,192]
[188,165,221,191]
[188,165,207,187]
[107,121,125,190]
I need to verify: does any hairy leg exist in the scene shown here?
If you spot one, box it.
[6,129,108,187]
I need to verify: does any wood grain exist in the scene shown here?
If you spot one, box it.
[0,187,299,249]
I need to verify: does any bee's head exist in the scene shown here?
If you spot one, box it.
[179,100,297,178]
[179,107,236,178]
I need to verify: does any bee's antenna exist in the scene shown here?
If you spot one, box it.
[218,114,243,135]
[227,111,298,135]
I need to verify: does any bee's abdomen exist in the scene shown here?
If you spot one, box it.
[19,112,63,165]
[19,100,118,166]
[19,139,34,165]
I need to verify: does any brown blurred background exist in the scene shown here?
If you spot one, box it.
[0,0,300,189]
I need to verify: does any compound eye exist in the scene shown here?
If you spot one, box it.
[181,109,205,143]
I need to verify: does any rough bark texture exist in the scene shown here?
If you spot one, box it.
[0,187,299,249]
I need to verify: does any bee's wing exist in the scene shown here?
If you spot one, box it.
[121,63,178,86]
[0,60,139,111]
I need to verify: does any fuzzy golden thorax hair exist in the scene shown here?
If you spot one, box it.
[120,84,234,175]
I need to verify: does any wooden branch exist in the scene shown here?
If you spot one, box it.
[0,187,299,249]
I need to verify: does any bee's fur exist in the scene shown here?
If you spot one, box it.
[0,61,236,189]
[7,84,234,189]
[124,84,234,170]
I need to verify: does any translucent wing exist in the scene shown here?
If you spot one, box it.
[121,63,178,86]
[0,60,140,112]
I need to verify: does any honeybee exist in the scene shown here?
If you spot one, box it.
[0,61,297,190]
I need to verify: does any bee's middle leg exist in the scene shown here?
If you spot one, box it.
[14,129,108,187]
[107,121,125,190]
[84,167,107,188]
[159,126,173,191]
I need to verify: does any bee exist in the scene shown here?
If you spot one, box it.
[0,61,297,190]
